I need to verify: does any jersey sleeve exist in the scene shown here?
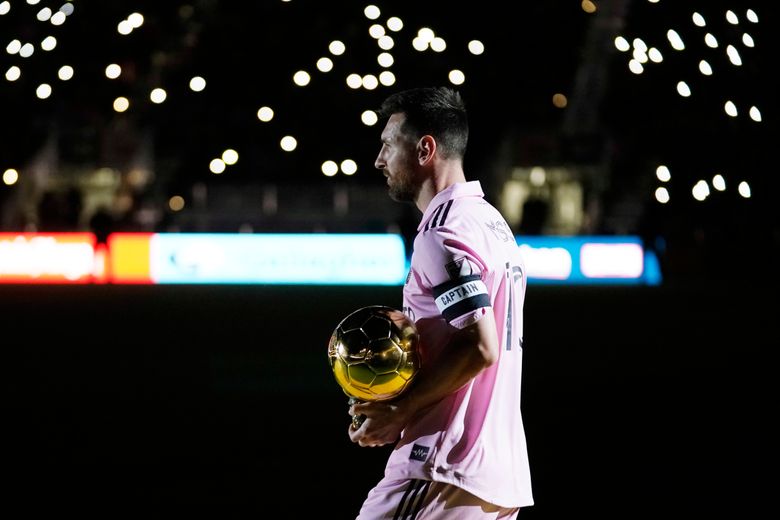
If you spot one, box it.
[416,227,492,329]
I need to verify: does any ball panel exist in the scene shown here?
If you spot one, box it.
[347,363,377,387]
[367,338,403,374]
[340,304,387,333]
[396,353,419,381]
[361,314,392,341]
[344,375,379,401]
[370,372,410,399]
[397,335,417,352]
[331,357,352,393]
[340,329,370,360]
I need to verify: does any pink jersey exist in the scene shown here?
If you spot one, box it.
[390,181,533,508]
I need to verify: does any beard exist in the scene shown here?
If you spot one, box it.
[387,169,420,203]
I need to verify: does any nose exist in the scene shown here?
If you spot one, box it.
[374,152,385,171]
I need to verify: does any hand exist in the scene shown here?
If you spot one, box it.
[347,399,410,448]
[347,397,366,429]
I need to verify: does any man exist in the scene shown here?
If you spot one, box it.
[348,86,533,519]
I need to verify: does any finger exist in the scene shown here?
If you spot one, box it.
[360,439,386,448]
[352,402,371,414]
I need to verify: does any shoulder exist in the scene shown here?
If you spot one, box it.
[421,196,492,236]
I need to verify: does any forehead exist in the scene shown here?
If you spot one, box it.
[380,113,406,142]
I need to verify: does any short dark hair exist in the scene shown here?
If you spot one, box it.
[378,86,468,160]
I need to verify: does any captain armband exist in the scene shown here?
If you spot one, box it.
[432,274,491,323]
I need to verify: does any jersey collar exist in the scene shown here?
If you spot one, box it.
[418,181,484,231]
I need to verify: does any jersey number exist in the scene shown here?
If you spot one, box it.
[505,262,524,351]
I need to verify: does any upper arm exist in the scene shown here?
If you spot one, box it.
[450,306,500,366]
[418,228,493,329]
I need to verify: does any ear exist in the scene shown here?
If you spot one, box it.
[416,135,436,165]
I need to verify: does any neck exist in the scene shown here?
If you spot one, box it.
[415,161,467,213]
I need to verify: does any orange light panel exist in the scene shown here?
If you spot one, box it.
[107,233,153,284]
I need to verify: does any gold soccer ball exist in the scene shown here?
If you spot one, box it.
[327,305,420,402]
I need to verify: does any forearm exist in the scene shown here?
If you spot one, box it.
[400,310,499,417]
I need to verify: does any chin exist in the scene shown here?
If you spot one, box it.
[389,188,415,203]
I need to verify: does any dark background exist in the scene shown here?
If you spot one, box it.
[1,281,771,518]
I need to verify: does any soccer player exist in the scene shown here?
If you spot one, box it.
[348,86,534,519]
